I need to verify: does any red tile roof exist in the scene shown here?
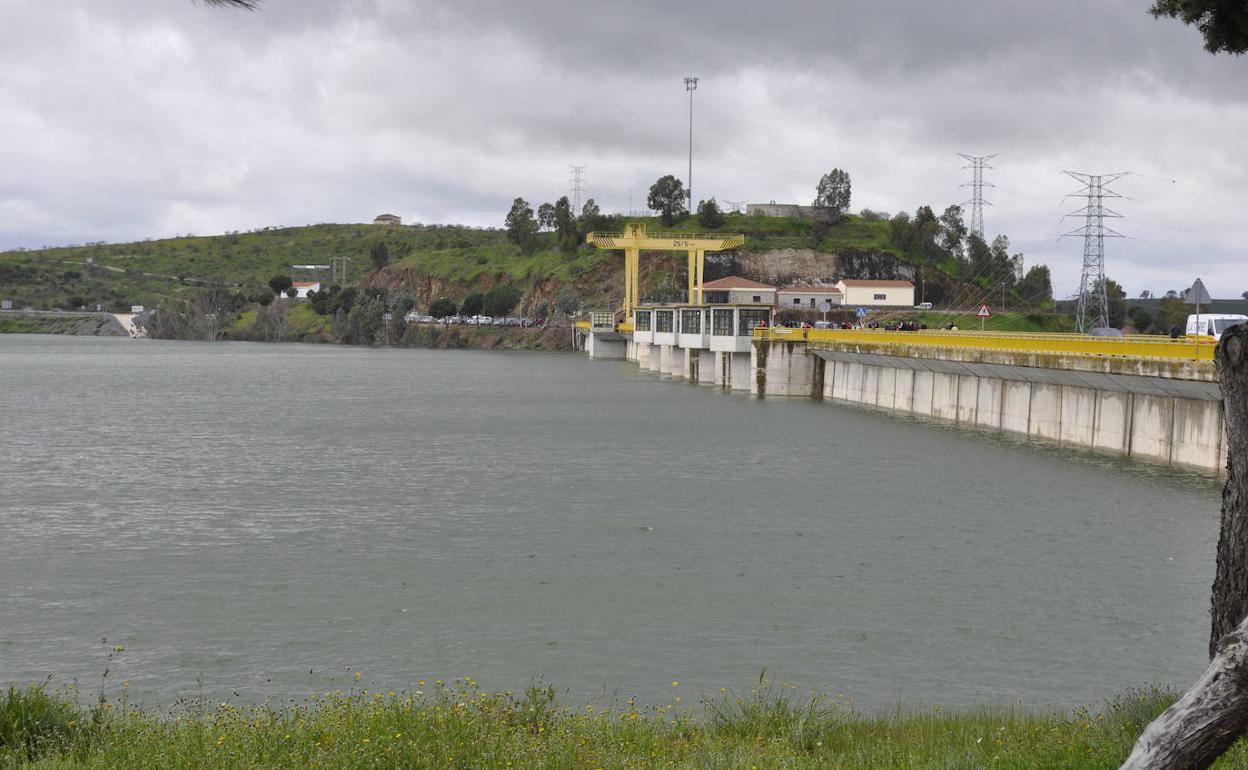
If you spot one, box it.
[292,281,320,288]
[837,279,915,287]
[701,276,776,290]
[780,286,842,294]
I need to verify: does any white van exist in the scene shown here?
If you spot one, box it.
[1186,313,1248,341]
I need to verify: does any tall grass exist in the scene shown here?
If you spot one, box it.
[6,678,1248,769]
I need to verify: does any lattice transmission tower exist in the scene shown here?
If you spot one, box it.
[1062,171,1127,332]
[569,165,588,213]
[957,153,997,236]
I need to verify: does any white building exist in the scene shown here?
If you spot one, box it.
[701,276,777,305]
[778,286,843,310]
[834,279,915,307]
[288,281,321,299]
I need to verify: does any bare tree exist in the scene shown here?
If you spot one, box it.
[1121,325,1248,769]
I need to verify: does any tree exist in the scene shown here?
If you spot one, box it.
[369,240,390,270]
[1017,265,1054,305]
[647,175,688,227]
[554,288,579,317]
[1128,306,1155,333]
[1094,277,1127,328]
[428,297,456,318]
[285,286,298,298]
[504,197,539,253]
[1141,290,1154,299]
[1120,325,1248,770]
[268,275,292,295]
[579,198,604,238]
[937,205,967,262]
[537,203,556,231]
[461,292,485,317]
[1151,0,1248,54]
[697,198,725,229]
[202,0,261,7]
[1242,291,1248,301]
[1155,296,1189,332]
[483,285,521,317]
[813,169,852,220]
[554,196,577,255]
[990,236,1019,288]
[966,232,992,275]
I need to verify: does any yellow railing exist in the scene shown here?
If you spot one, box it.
[753,327,1217,362]
[574,320,634,333]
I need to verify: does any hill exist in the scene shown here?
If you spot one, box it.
[0,213,1066,334]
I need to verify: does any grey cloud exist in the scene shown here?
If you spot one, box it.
[0,0,1245,298]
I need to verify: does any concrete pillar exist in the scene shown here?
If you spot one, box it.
[697,350,716,384]
[586,332,626,359]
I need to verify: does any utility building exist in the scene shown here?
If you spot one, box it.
[701,276,776,305]
[834,279,915,307]
[778,286,843,309]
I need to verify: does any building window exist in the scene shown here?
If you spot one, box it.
[809,298,816,308]
[738,308,770,336]
[681,309,702,334]
[752,295,761,303]
[655,310,674,333]
[634,311,651,331]
[873,293,887,301]
[793,298,802,305]
[712,309,734,336]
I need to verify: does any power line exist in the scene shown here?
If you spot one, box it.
[957,153,997,237]
[1062,171,1127,332]
[568,165,588,213]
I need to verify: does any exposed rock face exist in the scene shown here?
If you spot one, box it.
[704,248,916,287]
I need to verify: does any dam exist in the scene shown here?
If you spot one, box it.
[578,311,1226,474]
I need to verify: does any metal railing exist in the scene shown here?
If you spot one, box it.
[753,327,1217,362]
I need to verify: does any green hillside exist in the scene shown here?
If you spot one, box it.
[0,215,902,312]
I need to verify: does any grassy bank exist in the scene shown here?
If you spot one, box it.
[5,681,1247,769]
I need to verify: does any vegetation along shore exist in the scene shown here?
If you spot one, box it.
[5,680,1248,769]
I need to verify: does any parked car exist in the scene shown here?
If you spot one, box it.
[914,302,934,310]
[1087,327,1124,337]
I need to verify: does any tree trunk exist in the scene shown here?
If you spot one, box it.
[1121,615,1248,769]
[1119,325,1248,770]
[1210,324,1248,656]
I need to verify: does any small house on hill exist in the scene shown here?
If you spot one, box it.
[373,214,402,226]
[835,279,914,307]
[701,276,777,305]
[287,281,321,299]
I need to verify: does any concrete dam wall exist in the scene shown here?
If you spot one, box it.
[752,340,1227,474]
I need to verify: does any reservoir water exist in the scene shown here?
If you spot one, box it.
[0,335,1223,710]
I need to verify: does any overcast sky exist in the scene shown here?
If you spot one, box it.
[1,0,1245,297]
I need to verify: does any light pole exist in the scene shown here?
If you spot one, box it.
[684,76,698,212]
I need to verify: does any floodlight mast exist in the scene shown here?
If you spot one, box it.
[684,76,699,210]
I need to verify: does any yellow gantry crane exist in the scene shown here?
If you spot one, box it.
[585,223,745,322]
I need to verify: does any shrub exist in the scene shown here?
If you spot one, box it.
[0,685,78,761]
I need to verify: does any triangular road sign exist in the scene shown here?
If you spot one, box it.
[976,304,992,318]
[1185,278,1213,306]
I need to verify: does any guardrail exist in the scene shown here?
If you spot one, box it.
[753,327,1217,362]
